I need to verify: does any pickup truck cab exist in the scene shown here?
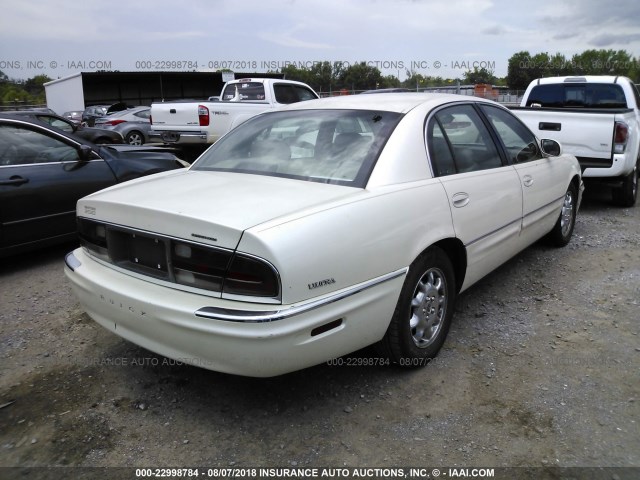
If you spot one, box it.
[511,76,640,206]
[150,78,318,146]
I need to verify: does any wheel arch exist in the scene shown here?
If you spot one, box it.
[423,237,467,294]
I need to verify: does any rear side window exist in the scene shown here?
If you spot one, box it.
[427,104,502,176]
[526,83,627,108]
[274,84,318,104]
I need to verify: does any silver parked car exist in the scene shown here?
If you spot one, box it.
[95,107,151,145]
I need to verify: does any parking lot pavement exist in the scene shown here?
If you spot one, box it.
[0,188,638,471]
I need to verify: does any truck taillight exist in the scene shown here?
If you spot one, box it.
[198,105,210,127]
[613,121,628,154]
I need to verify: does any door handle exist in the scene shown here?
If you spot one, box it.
[523,175,533,187]
[0,175,29,186]
[452,192,470,208]
[539,122,561,131]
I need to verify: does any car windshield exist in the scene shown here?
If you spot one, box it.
[191,109,402,187]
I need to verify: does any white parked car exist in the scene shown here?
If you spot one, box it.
[65,93,583,377]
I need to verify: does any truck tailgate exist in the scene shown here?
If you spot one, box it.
[151,103,201,129]
[512,108,615,160]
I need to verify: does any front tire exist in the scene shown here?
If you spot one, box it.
[547,182,578,247]
[377,247,456,366]
[612,164,638,207]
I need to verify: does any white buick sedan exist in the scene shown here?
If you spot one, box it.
[65,93,583,377]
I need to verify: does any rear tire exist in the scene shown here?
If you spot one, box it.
[547,182,578,247]
[612,163,638,207]
[377,247,456,367]
[126,131,145,145]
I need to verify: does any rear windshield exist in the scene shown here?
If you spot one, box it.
[220,82,266,101]
[526,83,628,108]
[191,109,402,187]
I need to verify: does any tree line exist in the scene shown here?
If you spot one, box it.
[0,71,51,108]
[506,49,640,90]
[1,48,638,106]
[275,49,639,93]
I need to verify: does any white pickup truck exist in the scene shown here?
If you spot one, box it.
[511,76,640,206]
[149,78,318,146]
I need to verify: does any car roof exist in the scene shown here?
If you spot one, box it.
[533,75,629,85]
[280,92,497,114]
[107,106,149,116]
[0,113,90,144]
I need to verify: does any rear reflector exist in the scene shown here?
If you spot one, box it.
[311,319,344,337]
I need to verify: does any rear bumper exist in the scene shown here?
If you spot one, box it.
[65,248,405,377]
[581,153,635,178]
[149,130,210,145]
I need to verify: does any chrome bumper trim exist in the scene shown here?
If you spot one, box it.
[195,268,408,323]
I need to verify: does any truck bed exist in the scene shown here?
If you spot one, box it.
[511,106,634,169]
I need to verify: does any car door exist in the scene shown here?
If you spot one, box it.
[426,103,523,289]
[478,104,569,244]
[0,121,116,252]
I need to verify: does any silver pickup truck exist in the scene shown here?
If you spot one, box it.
[150,78,318,147]
[511,76,639,207]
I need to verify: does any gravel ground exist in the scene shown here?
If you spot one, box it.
[0,187,639,479]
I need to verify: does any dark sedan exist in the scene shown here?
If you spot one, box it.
[4,111,125,144]
[0,114,188,257]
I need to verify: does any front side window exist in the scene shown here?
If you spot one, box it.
[427,104,502,176]
[479,105,542,164]
[192,109,401,187]
[0,124,80,165]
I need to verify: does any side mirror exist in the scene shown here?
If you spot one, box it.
[78,145,94,161]
[541,139,562,157]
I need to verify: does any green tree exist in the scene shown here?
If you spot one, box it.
[280,64,313,87]
[1,85,31,105]
[508,48,639,89]
[463,66,496,84]
[336,62,385,92]
[547,53,570,76]
[23,74,51,103]
[310,61,339,94]
[507,51,535,90]
[571,49,635,76]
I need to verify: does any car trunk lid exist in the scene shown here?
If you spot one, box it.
[77,170,362,250]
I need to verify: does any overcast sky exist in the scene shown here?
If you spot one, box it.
[1,0,639,81]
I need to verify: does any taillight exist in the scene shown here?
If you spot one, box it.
[198,105,210,126]
[77,218,280,299]
[101,119,127,126]
[613,121,628,154]
[171,241,232,292]
[223,254,280,298]
[149,115,153,125]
